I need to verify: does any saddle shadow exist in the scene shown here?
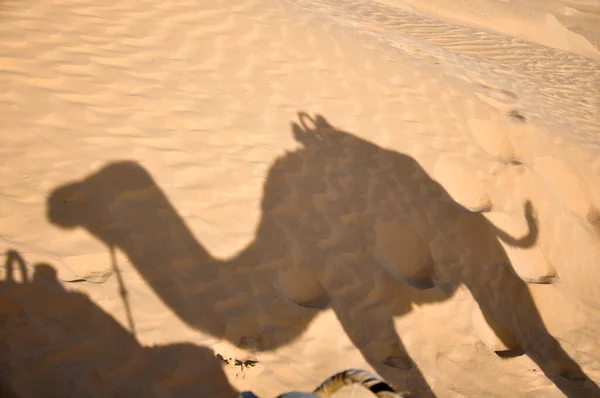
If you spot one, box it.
[0,250,238,398]
[46,112,600,397]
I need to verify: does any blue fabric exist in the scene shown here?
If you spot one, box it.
[238,391,320,398]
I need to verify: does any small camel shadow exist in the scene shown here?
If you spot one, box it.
[0,250,238,398]
[46,112,599,397]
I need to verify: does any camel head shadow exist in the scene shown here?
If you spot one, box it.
[46,112,599,397]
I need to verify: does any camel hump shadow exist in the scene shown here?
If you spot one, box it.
[46,112,599,397]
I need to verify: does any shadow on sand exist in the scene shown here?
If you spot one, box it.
[0,250,238,398]
[46,112,599,397]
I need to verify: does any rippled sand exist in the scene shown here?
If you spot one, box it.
[1,0,600,396]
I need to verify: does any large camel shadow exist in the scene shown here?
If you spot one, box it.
[47,112,599,397]
[0,250,238,398]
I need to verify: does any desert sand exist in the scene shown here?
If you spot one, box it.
[1,0,600,396]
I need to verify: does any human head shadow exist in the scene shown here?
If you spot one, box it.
[0,250,238,398]
[46,112,599,397]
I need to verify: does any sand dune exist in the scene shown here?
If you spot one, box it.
[1,0,600,396]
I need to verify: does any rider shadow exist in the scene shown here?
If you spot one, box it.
[46,112,600,397]
[0,250,238,398]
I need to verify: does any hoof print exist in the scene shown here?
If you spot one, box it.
[374,217,437,287]
[467,118,519,164]
[534,156,595,221]
[277,267,328,308]
[485,211,556,283]
[383,355,413,370]
[507,109,526,123]
[472,306,522,353]
[434,157,492,213]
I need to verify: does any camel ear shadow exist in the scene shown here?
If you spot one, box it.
[292,122,310,146]
[297,111,317,132]
[292,120,327,148]
[313,114,327,125]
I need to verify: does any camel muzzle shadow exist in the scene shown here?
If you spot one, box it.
[47,112,600,397]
